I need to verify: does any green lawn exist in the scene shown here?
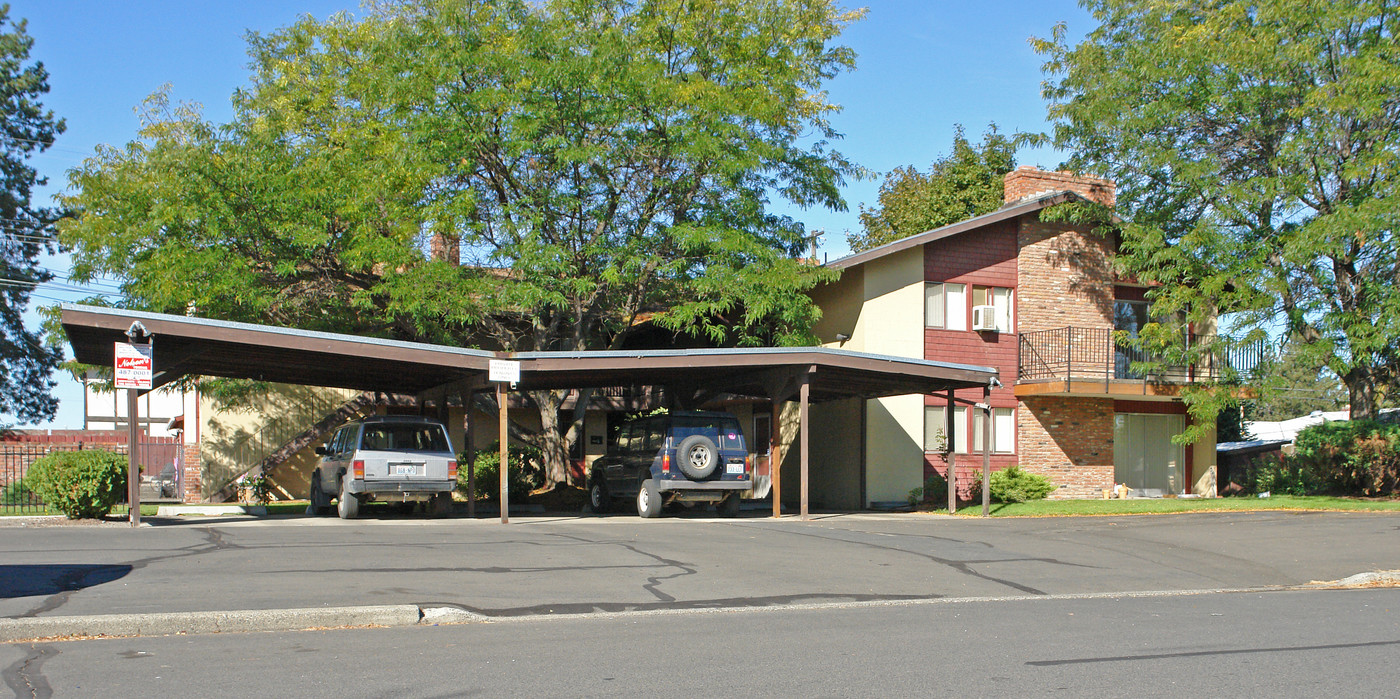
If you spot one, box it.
[944,495,1400,517]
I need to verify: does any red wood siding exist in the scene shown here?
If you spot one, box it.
[924,218,1019,406]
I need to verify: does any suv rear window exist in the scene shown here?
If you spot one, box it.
[670,416,744,450]
[359,423,450,452]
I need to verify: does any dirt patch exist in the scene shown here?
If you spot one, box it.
[528,485,589,513]
[1308,570,1400,589]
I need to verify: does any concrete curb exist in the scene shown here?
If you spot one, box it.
[0,605,426,642]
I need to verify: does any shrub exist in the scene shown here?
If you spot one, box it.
[26,450,127,519]
[462,442,544,503]
[907,472,948,507]
[1293,420,1400,496]
[966,476,981,505]
[988,465,1054,503]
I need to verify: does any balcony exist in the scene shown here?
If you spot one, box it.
[1016,327,1266,399]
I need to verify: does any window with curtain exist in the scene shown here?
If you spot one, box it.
[925,282,967,330]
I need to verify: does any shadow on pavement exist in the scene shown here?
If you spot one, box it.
[0,564,133,599]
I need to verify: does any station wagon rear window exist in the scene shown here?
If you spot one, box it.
[359,424,450,452]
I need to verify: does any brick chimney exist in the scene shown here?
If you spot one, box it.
[1003,166,1115,207]
[430,232,460,265]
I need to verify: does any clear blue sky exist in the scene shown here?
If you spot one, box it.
[15,1,1094,429]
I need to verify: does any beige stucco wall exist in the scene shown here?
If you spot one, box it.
[201,384,361,498]
[808,398,863,509]
[865,394,925,505]
[811,266,864,349]
[813,247,931,507]
[854,247,927,506]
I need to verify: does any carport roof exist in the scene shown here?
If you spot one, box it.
[61,304,997,402]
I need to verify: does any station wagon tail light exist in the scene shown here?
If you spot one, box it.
[352,460,365,479]
[448,461,458,480]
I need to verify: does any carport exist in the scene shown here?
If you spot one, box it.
[61,304,999,521]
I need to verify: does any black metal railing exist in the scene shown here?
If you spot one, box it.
[1,441,184,514]
[1017,327,1268,385]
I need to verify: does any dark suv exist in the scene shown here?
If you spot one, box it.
[588,411,750,518]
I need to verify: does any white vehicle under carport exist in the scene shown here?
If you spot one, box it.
[307,416,458,519]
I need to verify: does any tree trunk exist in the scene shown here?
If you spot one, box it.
[1343,365,1380,420]
[531,389,570,487]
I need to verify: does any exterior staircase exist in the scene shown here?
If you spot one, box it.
[208,391,377,503]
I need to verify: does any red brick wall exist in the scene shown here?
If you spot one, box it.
[1004,166,1116,207]
[1,430,138,445]
[1018,396,1115,499]
[182,443,203,503]
[1017,219,1115,333]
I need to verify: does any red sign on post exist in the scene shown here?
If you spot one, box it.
[114,342,153,390]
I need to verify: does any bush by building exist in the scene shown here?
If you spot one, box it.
[26,450,127,519]
[988,465,1055,503]
[462,443,544,503]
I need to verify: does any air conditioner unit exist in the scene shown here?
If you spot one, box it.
[972,305,998,331]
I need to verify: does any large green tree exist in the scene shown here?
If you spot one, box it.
[61,0,860,482]
[0,5,63,424]
[1034,0,1400,425]
[848,124,1014,252]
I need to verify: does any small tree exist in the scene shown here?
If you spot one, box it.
[849,124,1015,252]
[27,450,127,519]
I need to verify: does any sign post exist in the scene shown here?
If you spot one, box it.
[489,359,521,524]
[115,331,153,527]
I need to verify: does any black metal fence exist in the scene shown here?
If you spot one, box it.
[1018,327,1268,384]
[0,441,184,514]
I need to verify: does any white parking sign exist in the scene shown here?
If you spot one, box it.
[115,342,153,390]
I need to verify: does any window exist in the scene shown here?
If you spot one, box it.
[924,405,969,453]
[972,286,1014,332]
[928,405,1013,454]
[923,406,945,452]
[973,407,1015,454]
[925,282,966,330]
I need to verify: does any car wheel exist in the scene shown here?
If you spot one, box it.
[337,480,361,519]
[589,475,611,514]
[717,492,741,518]
[637,479,662,518]
[429,492,453,518]
[675,435,720,479]
[308,473,332,516]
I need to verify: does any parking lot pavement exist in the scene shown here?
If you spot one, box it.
[1,510,1396,623]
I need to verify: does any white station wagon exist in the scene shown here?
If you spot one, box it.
[308,416,458,519]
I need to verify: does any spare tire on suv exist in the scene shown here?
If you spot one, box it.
[587,411,751,518]
[675,434,720,479]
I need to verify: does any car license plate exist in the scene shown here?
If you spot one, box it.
[394,463,423,476]
[726,462,746,475]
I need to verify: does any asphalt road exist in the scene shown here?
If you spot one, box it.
[2,510,1398,621]
[2,510,1399,697]
[5,587,1397,697]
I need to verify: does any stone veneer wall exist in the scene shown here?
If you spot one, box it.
[1018,395,1115,499]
